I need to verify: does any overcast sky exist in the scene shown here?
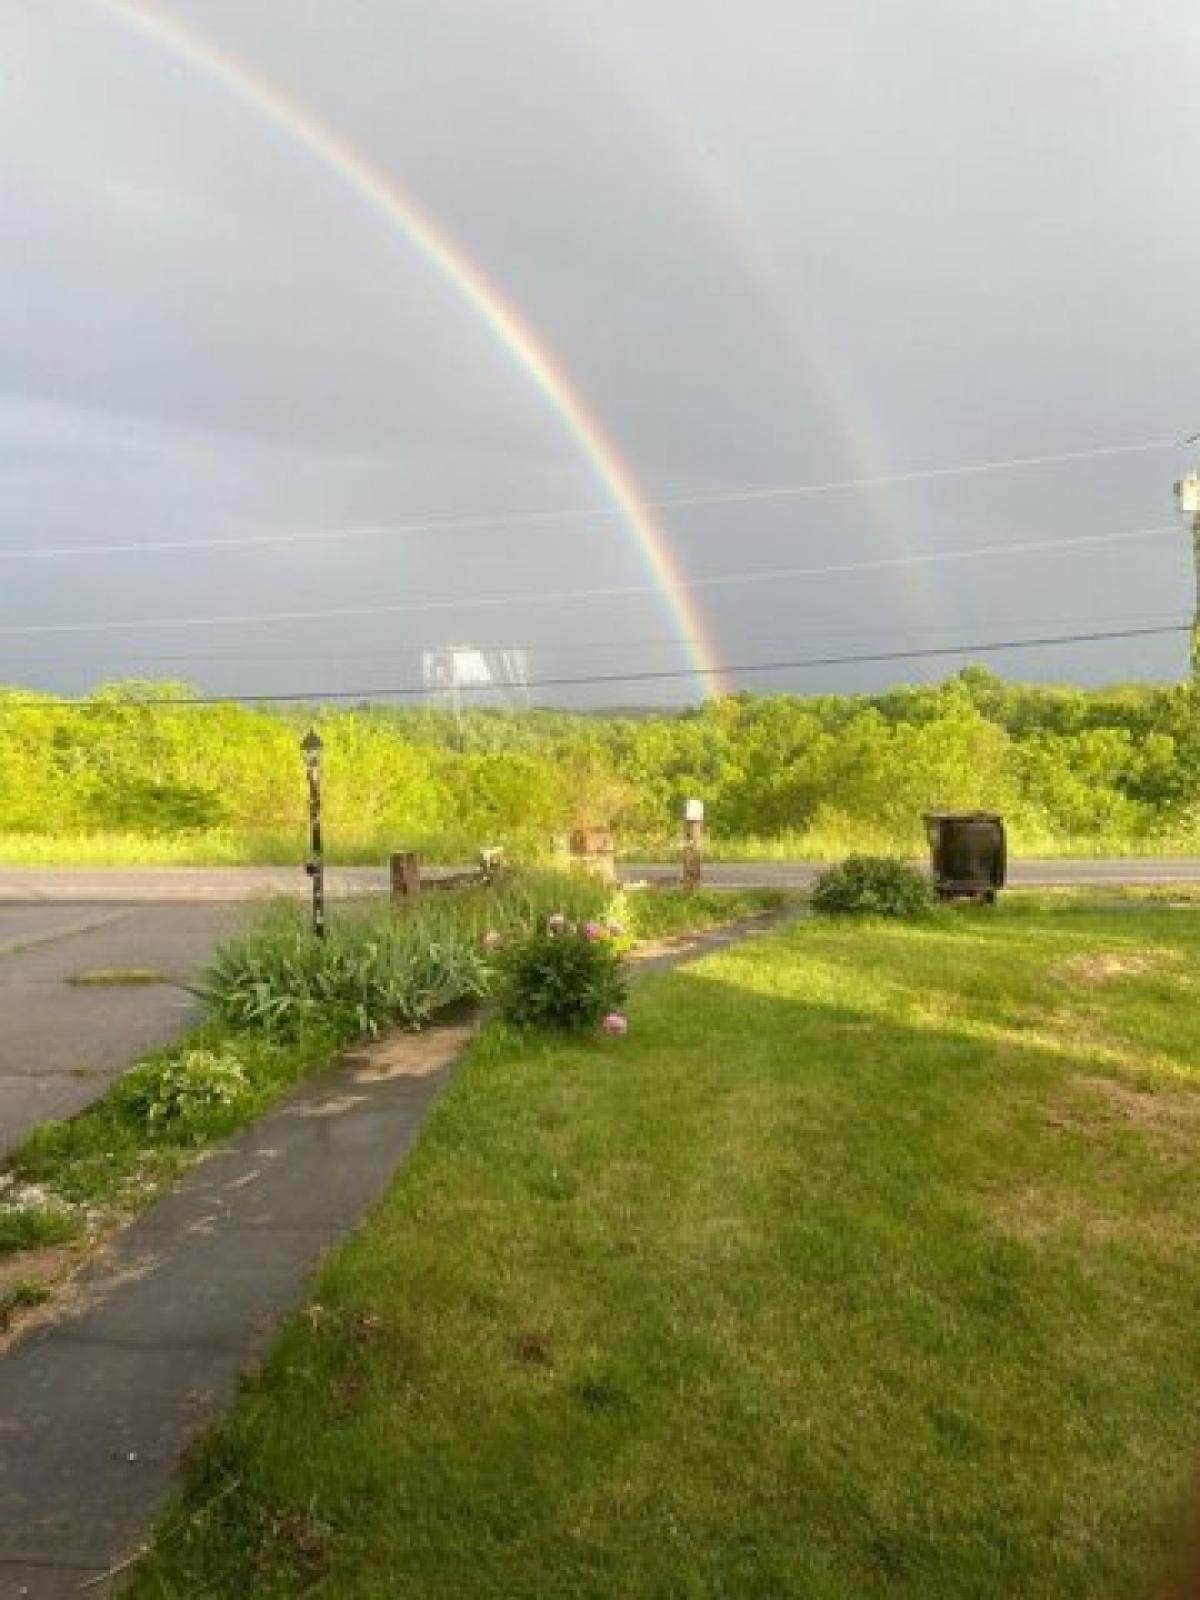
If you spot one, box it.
[2,0,1198,705]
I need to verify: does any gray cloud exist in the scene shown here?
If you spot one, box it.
[1,0,1196,703]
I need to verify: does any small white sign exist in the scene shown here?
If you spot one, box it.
[685,798,705,823]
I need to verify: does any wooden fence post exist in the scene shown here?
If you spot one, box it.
[390,851,422,903]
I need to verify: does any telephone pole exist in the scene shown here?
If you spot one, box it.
[1175,471,1200,678]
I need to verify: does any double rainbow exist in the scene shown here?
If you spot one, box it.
[91,0,728,695]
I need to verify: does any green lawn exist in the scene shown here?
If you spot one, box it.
[128,905,1200,1599]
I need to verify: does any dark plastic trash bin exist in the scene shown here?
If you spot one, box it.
[923,812,1007,903]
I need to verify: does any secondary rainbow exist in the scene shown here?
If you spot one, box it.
[89,0,728,695]
[569,6,944,630]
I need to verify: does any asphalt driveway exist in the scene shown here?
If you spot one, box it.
[0,903,242,1156]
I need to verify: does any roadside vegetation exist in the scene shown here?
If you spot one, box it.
[0,1026,335,1270]
[125,900,1200,1598]
[0,876,785,1309]
[0,671,1196,866]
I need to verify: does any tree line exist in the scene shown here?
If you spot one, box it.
[0,667,1195,858]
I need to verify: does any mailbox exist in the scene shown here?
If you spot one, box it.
[923,812,1007,903]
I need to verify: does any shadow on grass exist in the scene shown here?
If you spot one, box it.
[127,912,1200,1600]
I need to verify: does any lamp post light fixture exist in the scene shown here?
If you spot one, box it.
[301,728,326,939]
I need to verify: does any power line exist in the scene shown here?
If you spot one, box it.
[0,436,1183,562]
[0,522,1178,639]
[640,437,1185,511]
[0,606,1187,667]
[0,623,1187,710]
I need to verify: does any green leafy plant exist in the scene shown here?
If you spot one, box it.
[0,1204,79,1255]
[203,904,490,1041]
[811,855,933,918]
[500,923,628,1032]
[116,1046,251,1137]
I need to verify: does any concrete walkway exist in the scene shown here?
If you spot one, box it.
[0,919,778,1598]
[0,1023,471,1597]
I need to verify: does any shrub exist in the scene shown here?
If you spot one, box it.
[202,874,612,1043]
[811,856,932,918]
[500,923,628,1032]
[204,907,488,1041]
[116,1046,251,1137]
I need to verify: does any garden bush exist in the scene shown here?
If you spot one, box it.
[500,921,628,1032]
[203,876,789,1047]
[811,855,933,918]
[203,874,612,1043]
[115,1046,252,1138]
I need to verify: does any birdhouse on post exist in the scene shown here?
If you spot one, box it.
[1175,473,1200,678]
[683,798,705,889]
[1176,474,1200,515]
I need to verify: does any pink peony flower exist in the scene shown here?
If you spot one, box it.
[601,1012,628,1036]
[583,921,606,941]
[481,929,502,951]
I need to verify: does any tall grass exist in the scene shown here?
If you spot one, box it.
[4,822,1197,869]
[647,823,1200,864]
[0,830,492,868]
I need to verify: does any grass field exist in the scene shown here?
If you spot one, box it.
[128,903,1200,1598]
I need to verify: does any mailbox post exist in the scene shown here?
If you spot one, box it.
[683,797,705,889]
[301,728,326,939]
[1175,471,1200,677]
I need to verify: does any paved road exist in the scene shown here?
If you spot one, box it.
[1,858,1199,902]
[0,903,242,1156]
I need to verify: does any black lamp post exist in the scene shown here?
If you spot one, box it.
[301,728,325,939]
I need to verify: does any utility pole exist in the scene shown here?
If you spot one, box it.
[301,728,326,939]
[1175,472,1200,678]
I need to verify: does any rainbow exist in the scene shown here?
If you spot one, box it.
[563,6,943,630]
[89,0,729,695]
